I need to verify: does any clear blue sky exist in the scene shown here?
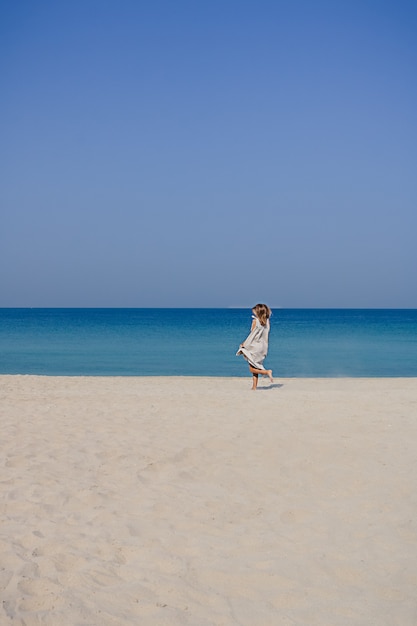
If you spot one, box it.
[1,0,416,307]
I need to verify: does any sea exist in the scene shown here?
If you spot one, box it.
[0,308,416,377]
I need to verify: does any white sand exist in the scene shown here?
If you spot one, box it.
[1,375,417,625]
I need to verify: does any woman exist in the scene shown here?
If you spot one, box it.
[237,303,273,390]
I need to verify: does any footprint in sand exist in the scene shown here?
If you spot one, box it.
[17,578,66,611]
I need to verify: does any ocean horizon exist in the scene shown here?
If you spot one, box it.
[1,308,416,377]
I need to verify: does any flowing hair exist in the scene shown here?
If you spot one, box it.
[252,303,272,326]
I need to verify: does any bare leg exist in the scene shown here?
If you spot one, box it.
[251,372,259,390]
[249,365,273,387]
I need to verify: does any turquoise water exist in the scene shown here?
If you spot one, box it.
[0,308,416,377]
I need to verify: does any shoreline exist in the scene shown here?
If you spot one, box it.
[2,373,417,378]
[2,376,416,625]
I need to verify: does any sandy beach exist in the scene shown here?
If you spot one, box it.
[1,375,416,625]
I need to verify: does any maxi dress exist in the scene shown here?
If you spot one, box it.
[236,316,270,370]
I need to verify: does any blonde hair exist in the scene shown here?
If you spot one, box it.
[252,303,271,326]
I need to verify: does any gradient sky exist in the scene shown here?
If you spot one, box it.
[1,0,416,308]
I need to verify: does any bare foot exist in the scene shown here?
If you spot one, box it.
[267,370,273,384]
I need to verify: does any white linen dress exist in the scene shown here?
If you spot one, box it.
[236,316,270,370]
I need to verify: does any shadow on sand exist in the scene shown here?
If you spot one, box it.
[256,383,284,391]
